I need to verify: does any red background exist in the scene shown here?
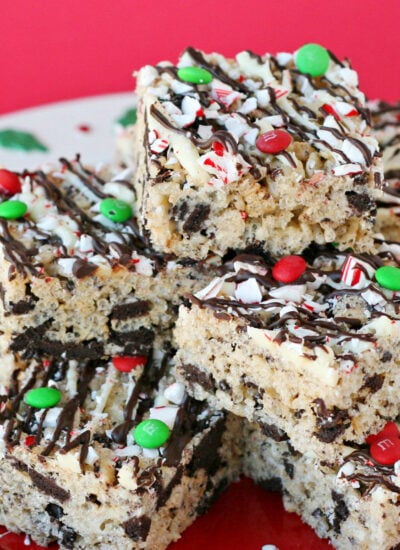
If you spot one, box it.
[0,2,398,548]
[0,0,399,116]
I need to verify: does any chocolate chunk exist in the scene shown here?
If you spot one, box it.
[109,327,154,354]
[172,201,188,221]
[178,364,216,393]
[60,525,77,549]
[72,258,98,278]
[45,503,64,519]
[123,515,151,541]
[313,399,350,443]
[182,204,210,233]
[346,191,375,214]
[283,458,295,479]
[111,300,151,320]
[10,459,70,502]
[331,490,349,533]
[28,468,71,503]
[86,494,101,506]
[8,299,36,314]
[360,373,385,394]
[188,416,225,476]
[256,477,283,492]
[260,422,289,442]
[382,351,393,362]
[10,323,104,359]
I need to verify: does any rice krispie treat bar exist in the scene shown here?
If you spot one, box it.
[243,420,400,549]
[0,343,240,549]
[175,246,400,461]
[132,44,382,259]
[369,100,400,241]
[0,158,214,359]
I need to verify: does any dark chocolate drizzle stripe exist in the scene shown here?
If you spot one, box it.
[59,156,108,199]
[342,449,400,495]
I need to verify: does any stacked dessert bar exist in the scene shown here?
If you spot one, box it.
[133,45,400,550]
[163,49,398,549]
[0,159,241,548]
[1,43,399,549]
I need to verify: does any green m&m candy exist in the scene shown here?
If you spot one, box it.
[0,199,27,219]
[295,43,330,77]
[375,265,400,291]
[100,198,132,223]
[177,66,213,85]
[24,387,62,409]
[133,419,171,449]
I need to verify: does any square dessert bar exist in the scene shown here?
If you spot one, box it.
[0,343,240,549]
[175,246,400,461]
[369,100,400,241]
[132,46,382,260]
[0,158,213,359]
[243,420,400,549]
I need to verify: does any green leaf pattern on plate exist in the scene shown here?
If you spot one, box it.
[116,108,137,128]
[0,129,48,152]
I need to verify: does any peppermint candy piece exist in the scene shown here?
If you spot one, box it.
[341,256,368,287]
[150,138,169,154]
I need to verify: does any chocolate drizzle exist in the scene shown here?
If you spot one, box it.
[2,157,171,281]
[189,250,400,354]
[146,45,379,189]
[1,343,220,494]
[342,449,400,495]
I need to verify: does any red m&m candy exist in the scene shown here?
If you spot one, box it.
[112,356,147,372]
[0,169,21,195]
[367,422,400,465]
[370,437,400,465]
[256,130,292,154]
[272,255,307,283]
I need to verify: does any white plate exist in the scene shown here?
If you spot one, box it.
[0,92,135,171]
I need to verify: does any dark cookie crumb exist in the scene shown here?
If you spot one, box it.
[123,515,151,542]
[331,490,349,534]
[182,204,211,233]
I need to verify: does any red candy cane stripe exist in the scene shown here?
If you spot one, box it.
[322,104,340,120]
[341,256,366,287]
[150,138,169,154]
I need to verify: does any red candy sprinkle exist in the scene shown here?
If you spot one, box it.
[322,103,340,120]
[256,130,292,154]
[77,124,91,133]
[345,108,359,117]
[367,422,400,465]
[0,169,21,195]
[272,255,307,283]
[212,141,225,156]
[24,436,36,447]
[112,356,147,373]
